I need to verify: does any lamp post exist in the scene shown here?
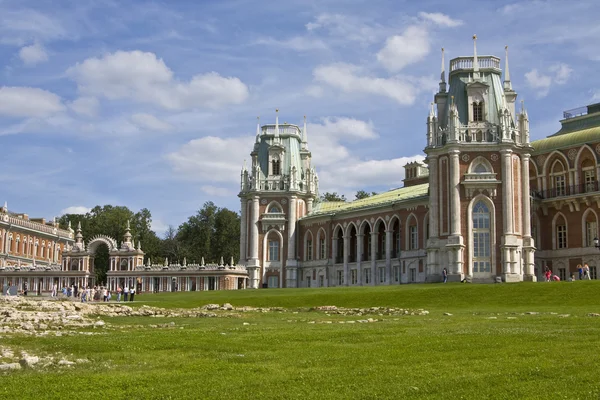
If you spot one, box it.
[594,237,599,250]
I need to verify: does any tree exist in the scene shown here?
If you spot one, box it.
[320,192,346,202]
[177,202,218,263]
[161,225,182,263]
[213,208,240,264]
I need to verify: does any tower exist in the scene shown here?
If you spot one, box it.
[239,111,319,288]
[425,36,535,283]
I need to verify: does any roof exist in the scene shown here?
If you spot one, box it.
[304,183,429,219]
[531,126,600,154]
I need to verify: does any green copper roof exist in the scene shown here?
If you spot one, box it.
[304,183,429,219]
[531,126,600,154]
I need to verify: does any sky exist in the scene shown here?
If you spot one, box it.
[1,0,599,236]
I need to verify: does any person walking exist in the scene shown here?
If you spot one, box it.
[123,286,129,302]
[442,268,448,284]
[117,286,122,302]
[583,263,591,280]
[578,264,583,280]
[129,286,135,302]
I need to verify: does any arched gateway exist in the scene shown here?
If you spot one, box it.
[61,221,143,289]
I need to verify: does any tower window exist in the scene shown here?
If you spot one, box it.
[473,101,483,122]
[272,160,281,175]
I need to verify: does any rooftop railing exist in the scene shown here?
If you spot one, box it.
[450,56,501,72]
[562,106,588,120]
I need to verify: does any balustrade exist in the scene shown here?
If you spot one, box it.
[535,181,600,200]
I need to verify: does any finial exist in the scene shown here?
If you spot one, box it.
[472,34,479,79]
[201,256,205,266]
[521,99,525,114]
[441,47,446,83]
[302,115,308,149]
[220,256,224,265]
[77,221,81,230]
[429,102,435,117]
[2,201,6,211]
[256,116,261,139]
[68,220,72,229]
[275,109,280,138]
[126,219,130,230]
[230,256,234,266]
[137,240,141,250]
[503,45,512,91]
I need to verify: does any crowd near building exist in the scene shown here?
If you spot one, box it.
[238,37,600,288]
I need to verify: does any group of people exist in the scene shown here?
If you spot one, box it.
[544,263,593,282]
[48,283,137,302]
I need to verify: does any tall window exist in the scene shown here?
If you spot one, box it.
[556,224,567,249]
[584,167,596,192]
[394,266,401,282]
[378,267,385,283]
[586,220,597,247]
[473,101,483,122]
[34,240,38,257]
[268,240,279,261]
[272,160,280,175]
[306,239,313,261]
[551,161,566,197]
[351,269,358,285]
[269,206,280,213]
[362,269,369,284]
[337,270,344,285]
[268,276,279,288]
[409,225,418,250]
[472,201,491,273]
[319,237,326,259]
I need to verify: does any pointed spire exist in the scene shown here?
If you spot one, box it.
[302,115,308,150]
[201,256,205,266]
[2,201,7,212]
[503,45,512,91]
[219,256,224,265]
[255,116,261,143]
[472,34,480,80]
[137,240,141,250]
[274,109,280,140]
[439,48,447,93]
[183,257,187,266]
[68,220,72,232]
[230,256,234,266]
[429,102,435,118]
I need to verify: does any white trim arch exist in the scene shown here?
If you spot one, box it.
[262,228,284,287]
[552,212,568,249]
[388,215,401,256]
[405,213,419,250]
[303,230,314,261]
[422,212,430,245]
[316,227,327,260]
[265,200,284,214]
[466,194,496,278]
[581,208,599,248]
[468,156,494,173]
[332,224,344,264]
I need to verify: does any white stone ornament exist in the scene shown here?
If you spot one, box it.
[281,199,287,204]
[490,154,499,162]
[261,199,267,204]
[461,154,470,162]
[567,148,577,161]
[537,155,546,166]
[596,144,600,155]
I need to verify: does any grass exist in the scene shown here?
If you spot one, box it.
[2,282,600,399]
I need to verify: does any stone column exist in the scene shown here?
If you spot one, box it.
[357,233,363,285]
[385,229,392,284]
[238,198,247,265]
[343,234,349,285]
[449,150,461,236]
[521,154,536,281]
[286,196,298,288]
[370,231,377,285]
[248,196,261,289]
[306,198,314,214]
[501,149,514,234]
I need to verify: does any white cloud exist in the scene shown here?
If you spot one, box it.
[418,12,463,27]
[131,113,173,132]
[151,219,169,235]
[525,64,572,97]
[377,25,429,72]
[19,42,48,66]
[309,14,379,44]
[69,97,99,117]
[201,185,236,197]
[67,50,249,110]
[313,63,418,105]
[165,136,253,183]
[60,206,91,215]
[549,63,573,84]
[255,36,328,51]
[305,85,324,97]
[0,86,64,117]
[0,10,66,45]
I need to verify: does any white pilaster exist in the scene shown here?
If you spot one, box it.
[286,196,298,288]
[385,229,392,284]
[248,196,261,288]
[238,198,247,264]
[521,154,536,281]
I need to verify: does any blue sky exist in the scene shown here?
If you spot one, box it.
[1,0,599,235]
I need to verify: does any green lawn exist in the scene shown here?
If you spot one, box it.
[2,282,600,399]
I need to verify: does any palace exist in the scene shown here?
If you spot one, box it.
[238,38,600,288]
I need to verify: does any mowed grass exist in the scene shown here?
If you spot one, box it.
[2,282,600,399]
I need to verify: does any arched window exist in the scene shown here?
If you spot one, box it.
[34,240,39,257]
[473,101,484,122]
[474,163,488,173]
[584,211,597,247]
[71,260,79,271]
[268,239,279,261]
[554,214,567,249]
[121,259,129,271]
[269,206,280,213]
[272,159,281,175]
[317,229,327,260]
[8,234,13,253]
[581,159,596,192]
[15,235,20,254]
[472,201,491,274]
[304,231,313,261]
[550,160,567,197]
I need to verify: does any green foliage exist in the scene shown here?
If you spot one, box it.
[354,190,378,200]
[320,192,346,202]
[177,202,240,264]
[3,283,600,399]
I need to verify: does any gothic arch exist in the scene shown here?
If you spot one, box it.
[542,150,570,177]
[405,213,419,250]
[468,156,494,174]
[303,230,314,261]
[262,228,284,262]
[316,227,327,260]
[466,194,496,277]
[574,144,597,168]
[373,217,387,231]
[358,219,372,234]
[266,200,283,214]
[87,235,118,254]
[581,208,599,248]
[552,212,568,249]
